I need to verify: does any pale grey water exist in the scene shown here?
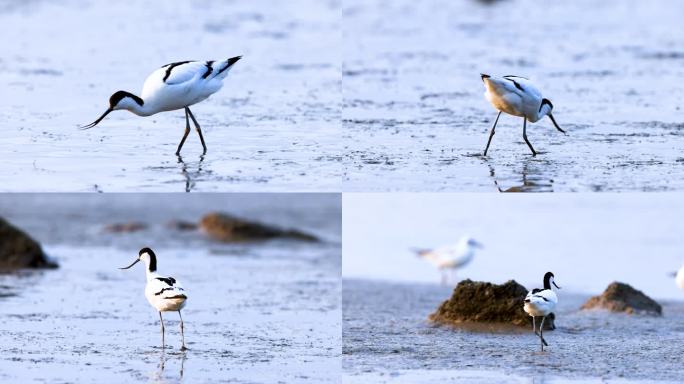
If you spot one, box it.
[342,0,684,191]
[343,279,684,383]
[0,194,341,383]
[0,0,341,192]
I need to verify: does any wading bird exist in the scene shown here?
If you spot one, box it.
[120,247,188,350]
[413,236,483,285]
[523,271,560,352]
[82,56,242,155]
[480,74,566,156]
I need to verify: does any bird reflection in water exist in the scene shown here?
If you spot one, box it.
[154,349,186,383]
[177,154,205,192]
[486,159,553,192]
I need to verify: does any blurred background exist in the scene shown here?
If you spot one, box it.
[343,193,684,300]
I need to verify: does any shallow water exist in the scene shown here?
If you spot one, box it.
[343,279,684,382]
[0,194,341,382]
[0,0,341,192]
[342,0,684,191]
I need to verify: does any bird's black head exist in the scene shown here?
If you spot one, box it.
[480,73,490,82]
[543,271,560,290]
[109,90,144,109]
[139,247,155,258]
[80,90,144,130]
[539,98,554,113]
[139,247,157,272]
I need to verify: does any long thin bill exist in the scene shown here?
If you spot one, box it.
[80,108,113,130]
[548,114,566,134]
[553,281,561,289]
[119,258,140,270]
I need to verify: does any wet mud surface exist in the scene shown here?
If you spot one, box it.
[0,0,341,192]
[342,0,684,191]
[0,195,341,383]
[343,279,684,382]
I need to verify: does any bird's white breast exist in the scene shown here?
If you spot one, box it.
[144,276,187,312]
[523,289,557,316]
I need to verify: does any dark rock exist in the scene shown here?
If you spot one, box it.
[167,220,198,231]
[0,217,57,270]
[429,279,555,330]
[199,212,319,243]
[581,282,661,315]
[103,222,147,233]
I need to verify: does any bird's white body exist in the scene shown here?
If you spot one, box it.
[415,236,482,285]
[483,75,549,122]
[523,288,558,317]
[675,264,684,290]
[416,239,478,270]
[144,270,187,313]
[132,60,235,116]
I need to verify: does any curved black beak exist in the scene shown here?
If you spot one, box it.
[548,114,566,135]
[80,108,113,130]
[553,281,561,289]
[119,258,140,270]
[480,73,490,82]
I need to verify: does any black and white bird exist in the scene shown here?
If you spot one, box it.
[523,271,560,351]
[480,74,566,156]
[82,56,242,155]
[413,236,483,285]
[120,247,188,350]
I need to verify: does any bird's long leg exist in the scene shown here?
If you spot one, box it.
[186,107,207,154]
[533,316,549,347]
[540,316,547,351]
[159,312,165,349]
[483,111,502,156]
[176,108,192,155]
[178,310,187,351]
[522,118,537,157]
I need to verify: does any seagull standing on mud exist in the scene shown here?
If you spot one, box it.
[413,236,483,285]
[480,74,566,156]
[120,247,188,350]
[523,271,560,352]
[81,56,242,155]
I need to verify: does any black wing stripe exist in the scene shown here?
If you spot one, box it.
[155,277,176,286]
[202,61,214,79]
[162,61,193,82]
[504,77,524,92]
[155,287,175,296]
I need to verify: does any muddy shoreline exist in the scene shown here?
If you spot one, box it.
[343,279,684,382]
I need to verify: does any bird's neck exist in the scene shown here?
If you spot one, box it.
[146,269,160,280]
[125,102,154,117]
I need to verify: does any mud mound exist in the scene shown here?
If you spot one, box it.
[200,212,319,242]
[0,217,57,270]
[581,282,661,315]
